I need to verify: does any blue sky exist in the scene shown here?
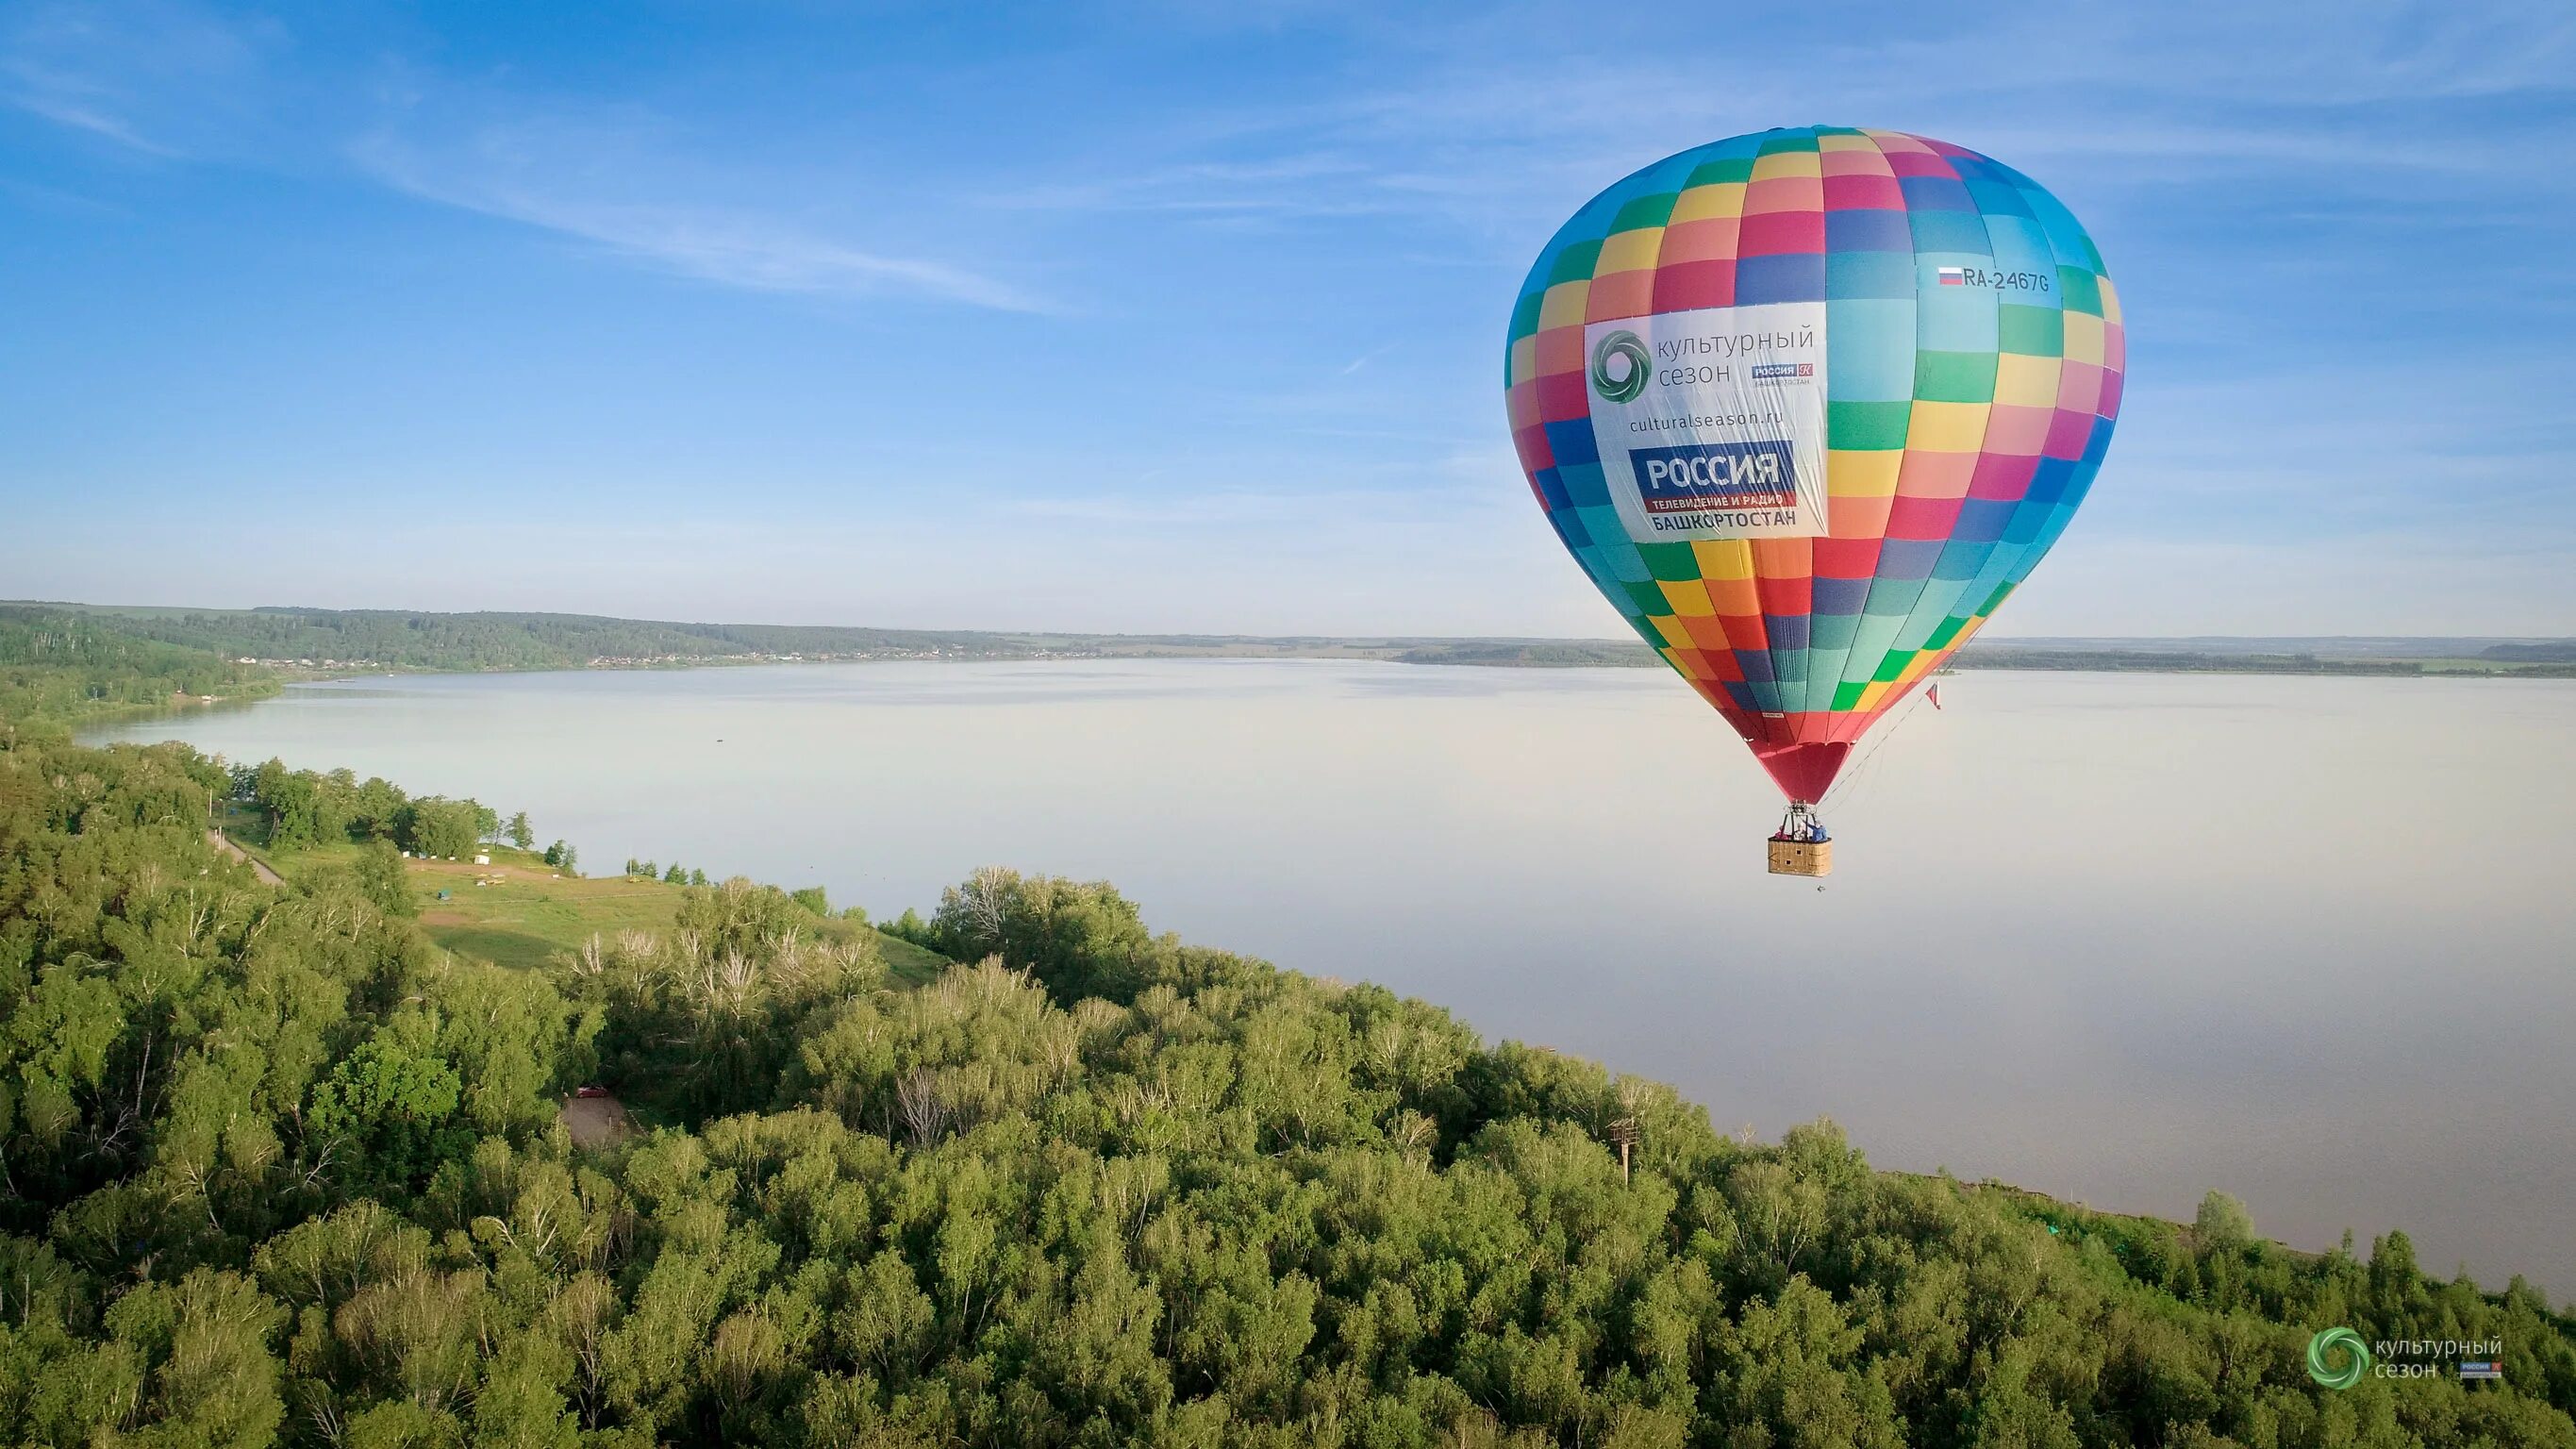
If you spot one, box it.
[3,0,2570,636]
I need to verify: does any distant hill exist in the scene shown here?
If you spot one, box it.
[8,602,1644,672]
[1982,635,2576,658]
[1392,641,1654,667]
[0,604,278,732]
[8,603,1030,671]
[2484,641,2576,663]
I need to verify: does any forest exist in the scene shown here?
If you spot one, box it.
[18,601,2575,681]
[3,626,2574,1448]
[0,608,278,735]
[2,604,1021,672]
[7,604,1679,675]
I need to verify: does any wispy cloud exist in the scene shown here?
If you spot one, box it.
[7,0,2570,633]
[4,78,177,155]
[2062,5,2576,107]
[1168,3,2576,241]
[988,153,1389,218]
[0,0,271,158]
[4,1,1055,315]
[1338,343,1394,375]
[348,120,1055,313]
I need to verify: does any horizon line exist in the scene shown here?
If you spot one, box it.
[5,600,2570,647]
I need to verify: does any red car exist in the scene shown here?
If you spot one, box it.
[573,1085,611,1099]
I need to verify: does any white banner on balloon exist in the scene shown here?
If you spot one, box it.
[1583,302,1830,541]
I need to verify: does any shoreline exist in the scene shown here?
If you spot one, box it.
[243,646,2576,688]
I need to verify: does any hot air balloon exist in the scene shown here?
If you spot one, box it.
[1504,127,2123,874]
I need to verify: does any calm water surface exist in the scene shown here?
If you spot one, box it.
[89,662,2576,1294]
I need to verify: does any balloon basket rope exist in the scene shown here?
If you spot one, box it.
[1769,802,1832,876]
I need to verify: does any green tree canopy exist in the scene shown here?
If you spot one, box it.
[3,720,2572,1448]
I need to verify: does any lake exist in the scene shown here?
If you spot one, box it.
[88,660,2576,1295]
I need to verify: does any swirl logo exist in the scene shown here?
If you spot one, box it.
[2308,1327,2370,1390]
[1590,330,1651,404]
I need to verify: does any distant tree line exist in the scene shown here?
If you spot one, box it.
[0,607,278,735]
[227,758,580,874]
[2482,641,2576,664]
[25,606,1059,672]
[1949,647,2576,678]
[626,858,710,886]
[34,603,2576,687]
[231,757,510,860]
[1395,641,1658,667]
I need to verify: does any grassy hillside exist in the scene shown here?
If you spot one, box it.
[215,810,950,984]
[408,859,951,984]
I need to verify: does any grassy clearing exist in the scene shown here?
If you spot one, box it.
[226,823,949,984]
[406,858,953,983]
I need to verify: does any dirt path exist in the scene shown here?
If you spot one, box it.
[207,829,283,885]
[559,1094,631,1149]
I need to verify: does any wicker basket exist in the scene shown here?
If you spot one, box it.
[1768,839,1833,877]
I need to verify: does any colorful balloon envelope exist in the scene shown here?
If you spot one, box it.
[1505,126,2123,810]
